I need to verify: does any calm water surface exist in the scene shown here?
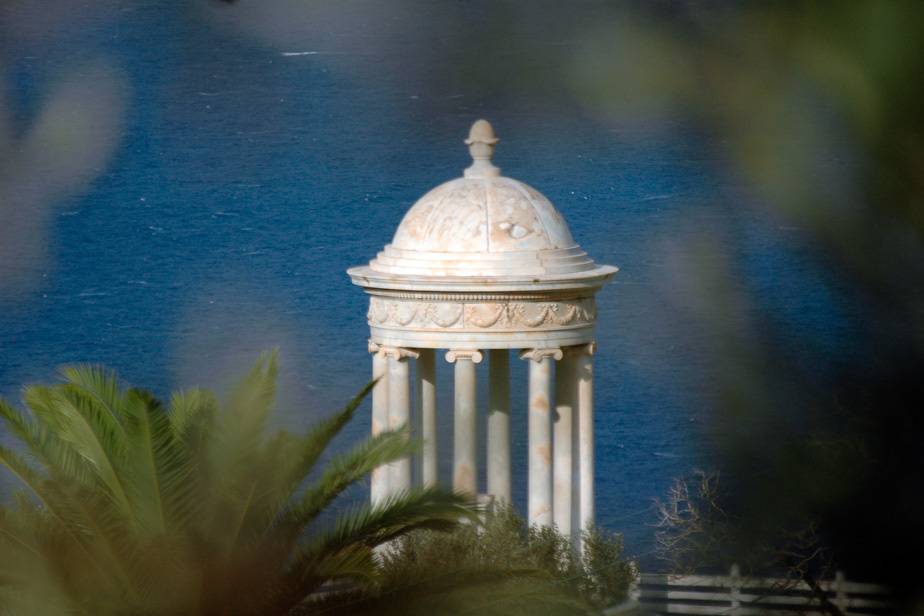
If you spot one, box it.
[0,3,856,560]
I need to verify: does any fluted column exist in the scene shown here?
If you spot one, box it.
[382,346,418,495]
[487,349,510,504]
[369,341,389,506]
[446,349,483,494]
[416,348,437,487]
[520,348,563,528]
[554,350,576,537]
[576,343,596,533]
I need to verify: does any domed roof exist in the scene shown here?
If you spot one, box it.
[392,177,574,252]
[349,120,616,292]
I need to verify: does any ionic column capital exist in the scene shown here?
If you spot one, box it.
[445,349,484,364]
[368,339,382,355]
[379,345,420,360]
[519,348,564,362]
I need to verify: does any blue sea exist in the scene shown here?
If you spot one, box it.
[0,2,857,561]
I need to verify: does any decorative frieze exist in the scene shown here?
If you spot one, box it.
[367,296,596,331]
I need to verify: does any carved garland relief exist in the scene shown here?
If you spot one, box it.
[367,297,596,330]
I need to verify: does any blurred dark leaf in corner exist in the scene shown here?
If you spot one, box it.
[570,2,924,606]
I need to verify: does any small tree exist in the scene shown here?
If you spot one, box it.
[654,470,844,614]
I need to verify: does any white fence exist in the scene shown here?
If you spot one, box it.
[623,565,893,615]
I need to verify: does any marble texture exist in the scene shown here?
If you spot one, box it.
[350,121,615,536]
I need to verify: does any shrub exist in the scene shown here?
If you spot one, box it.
[363,504,636,614]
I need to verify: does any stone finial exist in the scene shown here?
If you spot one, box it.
[464,119,501,179]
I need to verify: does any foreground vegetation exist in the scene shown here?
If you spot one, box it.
[0,353,632,615]
[381,505,635,614]
[0,353,476,615]
[311,504,635,615]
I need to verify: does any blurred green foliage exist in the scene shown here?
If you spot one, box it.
[573,1,924,606]
[308,504,634,615]
[0,353,478,615]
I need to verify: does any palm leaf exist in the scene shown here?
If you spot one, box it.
[199,353,279,538]
[0,414,127,590]
[168,387,217,439]
[58,365,128,442]
[52,483,142,601]
[276,379,378,497]
[0,396,96,486]
[168,387,217,530]
[241,380,378,539]
[0,355,488,615]
[236,429,304,534]
[23,386,133,517]
[282,428,415,535]
[328,487,478,550]
[276,487,476,612]
[0,446,49,511]
[0,504,43,564]
[292,487,476,576]
[216,350,279,460]
[121,388,200,535]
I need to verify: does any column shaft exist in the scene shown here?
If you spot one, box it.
[370,346,389,506]
[416,349,437,487]
[452,354,478,494]
[524,349,560,528]
[577,348,595,532]
[554,352,576,537]
[387,352,412,493]
[487,349,510,503]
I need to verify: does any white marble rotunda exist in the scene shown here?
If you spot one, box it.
[348,120,616,537]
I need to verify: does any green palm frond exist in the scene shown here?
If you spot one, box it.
[0,398,95,486]
[242,380,378,538]
[230,428,304,537]
[121,388,199,535]
[0,443,127,591]
[167,387,217,528]
[277,380,378,494]
[0,353,485,615]
[58,365,128,442]
[0,508,44,580]
[272,488,475,613]
[311,543,377,583]
[0,507,73,616]
[282,428,415,535]
[168,387,217,440]
[121,389,169,534]
[0,398,38,448]
[217,350,279,458]
[35,482,140,604]
[23,385,133,516]
[0,446,49,510]
[200,351,279,543]
[341,487,479,547]
[293,487,476,574]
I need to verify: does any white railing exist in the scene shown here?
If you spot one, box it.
[620,565,892,615]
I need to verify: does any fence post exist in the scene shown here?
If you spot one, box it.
[834,570,848,612]
[729,564,742,614]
